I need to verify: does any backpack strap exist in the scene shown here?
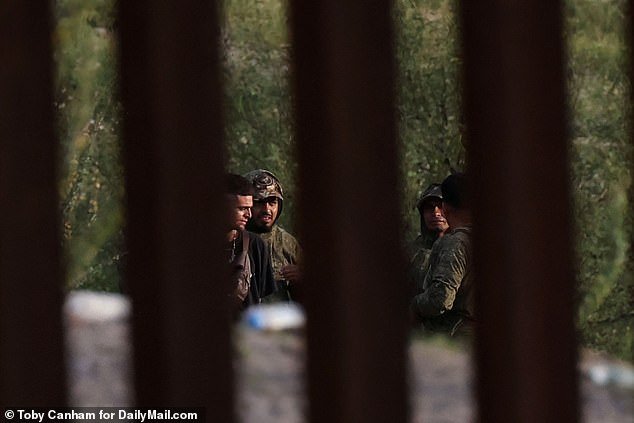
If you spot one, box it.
[240,230,250,265]
[232,230,250,267]
[232,230,253,304]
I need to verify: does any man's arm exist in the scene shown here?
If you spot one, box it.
[410,238,468,319]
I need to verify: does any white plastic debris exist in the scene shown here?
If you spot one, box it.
[586,362,634,390]
[243,302,305,331]
[65,290,131,323]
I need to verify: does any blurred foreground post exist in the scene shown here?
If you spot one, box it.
[461,1,579,421]
[119,1,232,418]
[290,0,409,422]
[0,1,66,406]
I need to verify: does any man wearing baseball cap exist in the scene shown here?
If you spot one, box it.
[410,173,474,335]
[408,182,449,295]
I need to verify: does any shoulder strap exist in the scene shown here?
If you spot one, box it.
[241,231,260,301]
[241,231,250,263]
[231,230,250,267]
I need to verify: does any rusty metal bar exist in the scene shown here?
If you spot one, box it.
[629,2,634,319]
[119,1,232,416]
[460,1,579,421]
[0,2,66,406]
[290,1,409,422]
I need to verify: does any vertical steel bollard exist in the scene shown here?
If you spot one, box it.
[290,1,409,422]
[460,1,579,421]
[0,1,67,406]
[119,1,233,419]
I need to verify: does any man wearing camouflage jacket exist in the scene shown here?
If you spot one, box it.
[244,169,302,302]
[410,173,474,335]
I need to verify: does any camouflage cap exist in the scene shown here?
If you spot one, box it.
[416,183,443,210]
[243,169,284,201]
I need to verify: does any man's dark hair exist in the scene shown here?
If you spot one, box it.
[441,172,470,210]
[225,173,254,196]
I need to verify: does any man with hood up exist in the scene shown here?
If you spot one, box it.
[244,169,302,302]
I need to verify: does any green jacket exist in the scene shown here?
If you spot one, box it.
[410,226,474,334]
[407,231,438,297]
[259,225,302,302]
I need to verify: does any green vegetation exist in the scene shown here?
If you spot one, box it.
[566,0,633,361]
[394,0,465,236]
[54,0,632,361]
[54,0,124,291]
[222,0,296,231]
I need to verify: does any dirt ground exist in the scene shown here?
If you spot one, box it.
[65,292,633,422]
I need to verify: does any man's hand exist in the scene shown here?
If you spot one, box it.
[280,264,302,283]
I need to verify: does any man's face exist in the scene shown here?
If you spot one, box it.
[422,198,449,233]
[249,196,279,232]
[228,194,253,231]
